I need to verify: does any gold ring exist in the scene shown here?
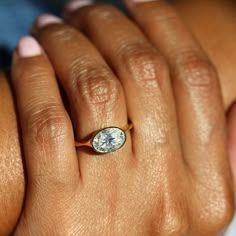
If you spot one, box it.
[75,123,133,154]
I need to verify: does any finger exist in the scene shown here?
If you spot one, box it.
[64,1,187,205]
[0,72,24,235]
[32,15,132,183]
[11,36,79,193]
[124,0,235,229]
[125,0,231,175]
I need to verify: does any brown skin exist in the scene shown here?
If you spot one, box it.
[173,0,236,109]
[14,3,233,234]
[0,0,236,235]
[0,72,24,235]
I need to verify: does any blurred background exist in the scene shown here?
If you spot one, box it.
[0,0,124,69]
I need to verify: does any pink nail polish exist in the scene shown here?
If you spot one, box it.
[17,36,41,58]
[65,0,94,12]
[35,14,62,29]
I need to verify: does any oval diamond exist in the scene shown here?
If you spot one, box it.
[92,127,126,153]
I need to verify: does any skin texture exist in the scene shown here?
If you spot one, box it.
[0,72,24,235]
[0,0,236,235]
[173,0,236,110]
[13,2,233,234]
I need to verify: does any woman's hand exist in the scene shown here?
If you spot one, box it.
[0,72,24,234]
[11,1,234,235]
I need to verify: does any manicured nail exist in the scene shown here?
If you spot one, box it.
[17,36,41,58]
[65,0,94,12]
[35,14,62,29]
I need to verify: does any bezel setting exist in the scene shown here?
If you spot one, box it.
[91,127,127,154]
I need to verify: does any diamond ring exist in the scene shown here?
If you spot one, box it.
[75,123,133,154]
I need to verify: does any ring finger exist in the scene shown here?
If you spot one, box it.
[33,16,131,183]
[64,2,186,200]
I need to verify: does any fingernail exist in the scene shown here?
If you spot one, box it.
[17,36,41,58]
[65,0,94,12]
[34,14,62,29]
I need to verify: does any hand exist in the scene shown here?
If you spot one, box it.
[11,1,234,235]
[0,72,24,234]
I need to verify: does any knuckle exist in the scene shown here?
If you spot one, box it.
[16,69,49,87]
[146,9,178,29]
[40,24,76,43]
[213,203,235,232]
[194,180,235,233]
[25,102,70,145]
[84,4,118,21]
[161,212,188,235]
[202,196,234,232]
[118,43,168,90]
[71,63,121,109]
[160,196,189,235]
[174,51,217,90]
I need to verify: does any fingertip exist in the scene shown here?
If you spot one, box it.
[63,0,94,21]
[32,14,62,34]
[64,0,94,13]
[16,36,42,58]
